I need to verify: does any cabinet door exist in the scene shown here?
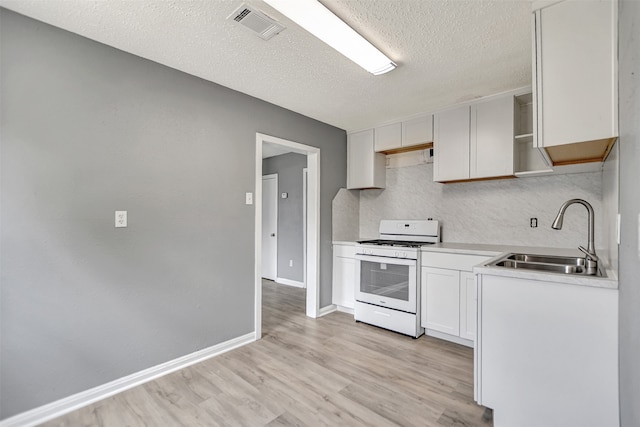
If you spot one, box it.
[402,115,433,147]
[347,130,386,189]
[422,267,460,335]
[459,272,477,341]
[470,97,514,179]
[478,274,618,425]
[536,0,617,148]
[332,256,355,309]
[374,122,402,152]
[433,106,470,182]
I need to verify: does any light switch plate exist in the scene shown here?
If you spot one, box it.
[245,192,253,205]
[115,211,127,228]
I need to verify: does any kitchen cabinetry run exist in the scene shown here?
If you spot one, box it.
[532,0,617,165]
[476,273,618,427]
[374,115,434,153]
[434,96,514,183]
[332,243,357,310]
[347,130,385,190]
[420,251,493,347]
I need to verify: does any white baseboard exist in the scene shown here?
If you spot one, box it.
[336,305,355,315]
[0,332,256,427]
[275,277,305,288]
[425,329,474,348]
[317,304,337,317]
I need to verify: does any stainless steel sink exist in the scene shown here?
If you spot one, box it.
[495,260,586,274]
[505,254,586,267]
[489,253,605,277]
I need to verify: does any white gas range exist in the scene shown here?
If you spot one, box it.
[354,219,440,338]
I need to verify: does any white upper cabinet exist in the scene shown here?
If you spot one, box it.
[470,96,515,179]
[347,129,386,190]
[533,0,618,164]
[374,115,433,153]
[402,115,434,148]
[433,106,470,182]
[434,97,514,183]
[374,122,401,152]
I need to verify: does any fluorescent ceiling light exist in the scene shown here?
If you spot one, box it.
[263,0,397,75]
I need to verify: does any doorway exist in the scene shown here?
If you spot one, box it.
[255,133,320,339]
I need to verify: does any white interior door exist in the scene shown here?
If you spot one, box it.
[261,174,278,280]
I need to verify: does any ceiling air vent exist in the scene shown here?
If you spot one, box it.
[228,4,285,40]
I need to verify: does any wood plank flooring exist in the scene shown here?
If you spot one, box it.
[43,280,491,426]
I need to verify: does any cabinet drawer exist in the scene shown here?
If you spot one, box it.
[333,244,357,258]
[354,302,418,337]
[421,252,493,271]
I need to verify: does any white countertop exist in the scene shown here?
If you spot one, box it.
[332,240,618,289]
[332,240,358,246]
[421,243,617,290]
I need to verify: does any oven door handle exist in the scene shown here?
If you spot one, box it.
[354,254,417,265]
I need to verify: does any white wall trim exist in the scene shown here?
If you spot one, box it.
[425,329,474,348]
[317,304,337,317]
[0,332,256,427]
[336,306,355,315]
[275,277,305,288]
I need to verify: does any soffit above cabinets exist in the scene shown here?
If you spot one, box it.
[0,0,533,132]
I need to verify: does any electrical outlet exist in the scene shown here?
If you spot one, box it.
[289,260,293,267]
[115,211,127,228]
[530,217,538,228]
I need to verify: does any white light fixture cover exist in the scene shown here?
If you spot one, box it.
[263,0,396,75]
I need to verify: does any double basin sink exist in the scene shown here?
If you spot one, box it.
[490,253,605,277]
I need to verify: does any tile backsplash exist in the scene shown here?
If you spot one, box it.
[359,163,604,249]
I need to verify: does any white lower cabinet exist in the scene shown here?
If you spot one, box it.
[332,244,357,310]
[476,274,618,427]
[422,267,460,336]
[421,251,493,347]
[458,272,477,341]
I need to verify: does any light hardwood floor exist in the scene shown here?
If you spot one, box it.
[43,280,491,426]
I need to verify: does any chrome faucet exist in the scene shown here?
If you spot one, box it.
[552,199,599,275]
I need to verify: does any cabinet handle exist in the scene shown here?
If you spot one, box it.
[374,311,391,317]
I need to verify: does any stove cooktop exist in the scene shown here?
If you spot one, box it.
[357,239,435,248]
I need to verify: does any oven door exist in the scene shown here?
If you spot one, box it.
[354,254,417,313]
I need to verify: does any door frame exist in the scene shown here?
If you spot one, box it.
[255,133,320,339]
[302,167,308,289]
[261,173,278,281]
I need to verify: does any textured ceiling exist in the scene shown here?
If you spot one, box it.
[0,0,533,132]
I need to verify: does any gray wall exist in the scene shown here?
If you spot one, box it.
[0,8,345,419]
[263,153,307,283]
[618,2,640,425]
